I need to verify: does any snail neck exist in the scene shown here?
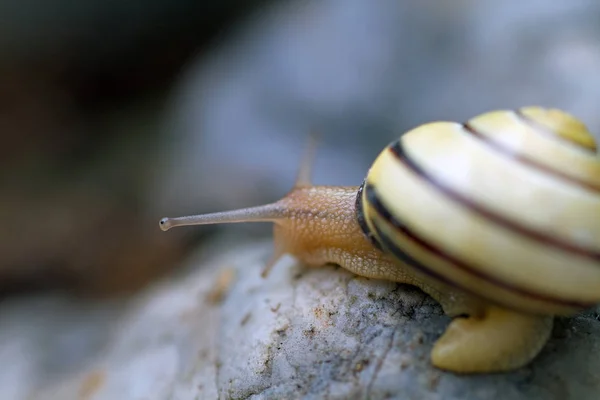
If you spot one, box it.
[273,185,384,270]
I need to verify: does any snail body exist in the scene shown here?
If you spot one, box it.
[160,107,600,374]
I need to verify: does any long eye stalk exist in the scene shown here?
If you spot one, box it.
[159,203,285,231]
[160,133,320,232]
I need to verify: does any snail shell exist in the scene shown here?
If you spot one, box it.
[358,107,600,316]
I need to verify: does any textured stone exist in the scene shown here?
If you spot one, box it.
[4,238,599,399]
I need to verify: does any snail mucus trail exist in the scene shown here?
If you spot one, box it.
[159,107,600,374]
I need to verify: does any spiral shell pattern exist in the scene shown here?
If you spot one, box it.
[357,107,600,315]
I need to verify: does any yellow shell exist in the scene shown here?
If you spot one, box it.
[360,107,600,315]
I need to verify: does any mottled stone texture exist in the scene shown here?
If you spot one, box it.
[6,239,598,399]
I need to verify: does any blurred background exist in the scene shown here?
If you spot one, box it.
[2,0,600,298]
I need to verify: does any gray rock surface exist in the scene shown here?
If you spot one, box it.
[5,238,599,399]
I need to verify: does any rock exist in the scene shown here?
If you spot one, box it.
[4,237,599,399]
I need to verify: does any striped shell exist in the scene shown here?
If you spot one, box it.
[357,107,600,316]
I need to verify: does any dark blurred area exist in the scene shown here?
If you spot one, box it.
[0,0,274,297]
[2,0,600,300]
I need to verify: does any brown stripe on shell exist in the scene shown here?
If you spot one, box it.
[388,140,600,262]
[462,122,600,193]
[514,109,597,154]
[364,182,594,310]
[355,181,384,251]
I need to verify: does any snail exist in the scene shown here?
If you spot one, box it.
[159,106,600,374]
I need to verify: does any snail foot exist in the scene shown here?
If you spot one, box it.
[431,306,553,373]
